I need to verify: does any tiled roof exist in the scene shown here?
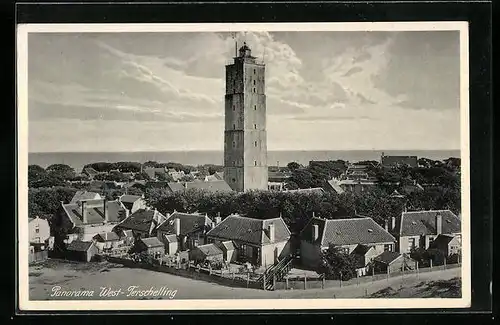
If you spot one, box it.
[193,243,223,256]
[95,232,120,242]
[374,251,403,265]
[67,240,94,252]
[207,214,291,245]
[83,167,99,176]
[62,200,127,226]
[301,216,395,247]
[117,209,167,233]
[139,237,164,248]
[399,210,461,237]
[325,180,345,194]
[429,234,455,249]
[157,212,213,236]
[351,244,373,256]
[70,191,101,204]
[163,234,178,243]
[219,240,236,251]
[167,180,233,193]
[120,229,134,238]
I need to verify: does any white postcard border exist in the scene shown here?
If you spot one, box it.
[17,21,471,311]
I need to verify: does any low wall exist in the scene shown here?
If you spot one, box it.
[106,256,262,290]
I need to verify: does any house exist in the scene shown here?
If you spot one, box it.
[206,214,292,267]
[166,180,233,194]
[114,208,167,239]
[28,216,51,244]
[350,244,380,277]
[117,229,135,246]
[82,167,100,179]
[144,167,167,180]
[55,198,128,245]
[388,209,461,254]
[118,194,147,214]
[323,179,345,194]
[65,240,99,262]
[327,179,378,194]
[299,216,396,269]
[134,237,165,257]
[381,153,418,168]
[29,242,49,263]
[372,251,413,273]
[217,240,236,263]
[162,234,179,255]
[70,191,102,204]
[156,212,214,252]
[428,234,462,257]
[168,170,186,181]
[189,243,224,264]
[93,232,123,252]
[204,172,224,182]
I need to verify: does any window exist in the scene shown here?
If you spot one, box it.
[253,69,256,74]
[254,124,257,129]
[254,161,257,166]
[253,80,256,85]
[253,88,256,93]
[254,105,257,110]
[408,238,416,251]
[384,244,392,252]
[35,228,39,234]
[233,124,235,130]
[232,178,236,183]
[254,141,257,147]
[232,141,235,148]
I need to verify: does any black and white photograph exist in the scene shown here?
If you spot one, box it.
[17,22,470,310]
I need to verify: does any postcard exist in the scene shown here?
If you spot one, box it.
[17,22,470,311]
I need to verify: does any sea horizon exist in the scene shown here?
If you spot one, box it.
[28,149,461,171]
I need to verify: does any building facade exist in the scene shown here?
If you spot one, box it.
[223,42,268,192]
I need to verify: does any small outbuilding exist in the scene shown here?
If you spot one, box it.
[135,237,165,257]
[189,243,224,264]
[66,240,99,262]
[372,251,414,274]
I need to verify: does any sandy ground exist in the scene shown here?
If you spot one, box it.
[29,259,462,300]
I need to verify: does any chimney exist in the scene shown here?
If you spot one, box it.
[312,224,319,241]
[81,200,87,224]
[436,214,442,235]
[391,216,396,231]
[215,216,221,225]
[312,212,316,218]
[268,223,275,242]
[384,220,389,232]
[174,218,181,236]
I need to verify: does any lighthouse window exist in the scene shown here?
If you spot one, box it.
[253,88,256,93]
[232,178,236,183]
[254,69,256,74]
[254,161,257,166]
[253,80,256,85]
[232,141,235,148]
[254,124,257,129]
[254,141,257,147]
[254,105,257,110]
[233,124,235,130]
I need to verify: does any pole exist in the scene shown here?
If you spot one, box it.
[444,256,447,270]
[372,267,375,283]
[340,272,342,288]
[387,267,389,282]
[286,277,289,290]
[430,258,433,269]
[322,274,325,289]
[263,273,266,290]
[304,274,307,290]
[247,272,250,288]
[356,271,359,286]
[416,261,419,279]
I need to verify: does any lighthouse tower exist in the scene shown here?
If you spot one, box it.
[223,42,268,192]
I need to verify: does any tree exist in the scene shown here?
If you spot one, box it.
[46,164,76,181]
[28,165,47,186]
[318,244,358,280]
[287,168,314,189]
[287,162,301,171]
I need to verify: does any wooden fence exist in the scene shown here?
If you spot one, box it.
[274,262,461,291]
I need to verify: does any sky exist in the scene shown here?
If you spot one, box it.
[27,30,461,152]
